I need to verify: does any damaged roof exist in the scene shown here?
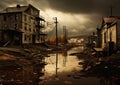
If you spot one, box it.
[1,5,28,13]
[103,16,120,23]
[0,4,39,13]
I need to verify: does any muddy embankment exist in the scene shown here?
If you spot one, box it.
[71,48,120,84]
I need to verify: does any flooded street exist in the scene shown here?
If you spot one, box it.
[42,46,100,85]
[0,46,118,85]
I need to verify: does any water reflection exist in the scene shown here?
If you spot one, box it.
[43,47,84,85]
[0,54,46,85]
[45,49,82,78]
[61,51,67,67]
[44,46,120,85]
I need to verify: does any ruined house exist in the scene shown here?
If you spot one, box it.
[100,16,120,54]
[0,4,46,46]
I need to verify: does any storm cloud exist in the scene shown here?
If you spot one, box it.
[0,0,120,37]
[46,0,120,16]
[0,0,28,10]
[1,0,120,15]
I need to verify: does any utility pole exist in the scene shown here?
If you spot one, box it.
[110,6,113,17]
[54,17,58,77]
[55,17,58,47]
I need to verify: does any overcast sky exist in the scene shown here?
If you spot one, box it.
[0,0,120,37]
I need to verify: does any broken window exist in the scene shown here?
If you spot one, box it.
[15,24,17,29]
[24,14,27,21]
[37,35,40,41]
[24,23,27,31]
[29,28,31,32]
[3,15,7,21]
[25,27,27,30]
[15,14,18,20]
[104,32,106,43]
[29,17,31,23]
[33,29,35,32]
[24,35,27,41]
[29,36,31,41]
[110,31,112,42]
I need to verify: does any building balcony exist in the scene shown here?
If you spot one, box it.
[32,32,47,37]
[36,24,45,28]
[36,16,45,21]
[40,32,47,36]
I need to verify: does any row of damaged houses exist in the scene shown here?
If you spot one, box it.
[0,4,47,46]
[87,16,120,56]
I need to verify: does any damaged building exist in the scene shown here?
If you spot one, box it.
[101,16,120,53]
[0,4,47,46]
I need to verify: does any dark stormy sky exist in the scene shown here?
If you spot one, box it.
[0,0,120,37]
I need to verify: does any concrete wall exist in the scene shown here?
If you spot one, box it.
[101,25,107,49]
[107,24,117,50]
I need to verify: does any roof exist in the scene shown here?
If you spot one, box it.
[100,16,120,28]
[1,5,28,13]
[103,16,120,23]
[0,4,40,14]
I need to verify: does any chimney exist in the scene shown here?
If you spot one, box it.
[16,4,20,8]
